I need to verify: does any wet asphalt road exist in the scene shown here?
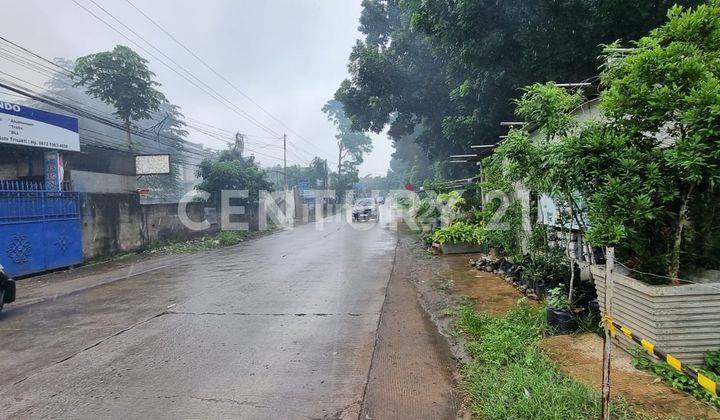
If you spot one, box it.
[0,212,397,419]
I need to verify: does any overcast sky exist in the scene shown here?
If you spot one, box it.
[0,0,392,176]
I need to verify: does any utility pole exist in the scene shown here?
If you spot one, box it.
[324,159,329,189]
[234,132,245,157]
[283,133,288,191]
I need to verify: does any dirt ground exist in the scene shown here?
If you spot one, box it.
[542,334,720,419]
[361,237,460,420]
[393,224,720,420]
[441,255,535,314]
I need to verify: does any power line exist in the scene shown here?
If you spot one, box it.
[0,42,268,160]
[0,37,312,166]
[121,0,333,161]
[0,36,76,78]
[70,0,284,140]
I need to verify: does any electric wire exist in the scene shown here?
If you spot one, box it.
[121,0,332,161]
[70,0,283,139]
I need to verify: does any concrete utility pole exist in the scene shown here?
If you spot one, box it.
[324,159,329,189]
[283,133,288,191]
[234,132,245,157]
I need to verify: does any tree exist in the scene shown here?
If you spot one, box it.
[498,2,720,283]
[596,1,720,281]
[336,0,703,183]
[196,149,273,205]
[408,0,704,148]
[335,0,460,179]
[74,45,167,150]
[322,100,373,190]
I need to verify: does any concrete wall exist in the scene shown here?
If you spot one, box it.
[593,265,720,365]
[72,170,137,194]
[80,193,218,259]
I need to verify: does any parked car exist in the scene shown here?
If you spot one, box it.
[352,197,378,222]
[0,264,16,313]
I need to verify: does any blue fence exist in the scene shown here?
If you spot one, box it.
[0,180,83,277]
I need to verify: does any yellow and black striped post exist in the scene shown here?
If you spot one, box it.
[605,316,718,397]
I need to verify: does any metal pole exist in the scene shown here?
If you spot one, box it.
[283,133,287,191]
[601,245,615,420]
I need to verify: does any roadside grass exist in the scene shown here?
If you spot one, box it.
[150,228,274,254]
[455,301,638,419]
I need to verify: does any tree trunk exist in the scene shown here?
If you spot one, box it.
[337,142,343,179]
[669,184,695,284]
[566,204,575,305]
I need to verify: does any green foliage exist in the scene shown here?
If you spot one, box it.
[456,303,636,419]
[74,45,166,125]
[267,157,329,191]
[597,1,720,279]
[483,200,524,259]
[196,149,274,204]
[515,83,585,139]
[706,349,720,376]
[546,285,571,310]
[522,252,569,289]
[432,221,485,245]
[632,349,720,408]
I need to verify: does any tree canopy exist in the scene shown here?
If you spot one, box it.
[335,0,704,185]
[74,45,167,149]
[196,149,273,204]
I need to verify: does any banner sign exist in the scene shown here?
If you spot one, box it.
[44,150,64,191]
[0,101,80,152]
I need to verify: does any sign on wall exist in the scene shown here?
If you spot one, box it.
[135,154,171,175]
[0,101,80,152]
[44,150,64,191]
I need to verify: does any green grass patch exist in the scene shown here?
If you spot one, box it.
[150,228,273,255]
[455,302,637,419]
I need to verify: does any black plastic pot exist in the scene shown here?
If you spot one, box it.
[534,282,549,300]
[546,307,577,335]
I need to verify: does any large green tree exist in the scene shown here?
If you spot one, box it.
[596,1,720,280]
[74,45,167,150]
[39,57,187,200]
[336,0,703,184]
[335,0,458,184]
[322,100,373,190]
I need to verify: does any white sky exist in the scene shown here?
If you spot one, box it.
[0,0,392,176]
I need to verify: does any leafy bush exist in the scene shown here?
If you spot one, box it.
[432,221,485,245]
[521,251,568,288]
[547,285,571,310]
[632,349,720,408]
[706,349,720,376]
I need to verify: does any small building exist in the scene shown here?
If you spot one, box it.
[0,100,217,277]
[0,101,84,277]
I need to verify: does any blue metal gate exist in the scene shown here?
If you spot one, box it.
[0,180,83,277]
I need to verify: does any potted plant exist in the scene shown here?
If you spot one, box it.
[546,285,577,335]
[432,221,485,254]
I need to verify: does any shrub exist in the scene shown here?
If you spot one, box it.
[432,221,485,245]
